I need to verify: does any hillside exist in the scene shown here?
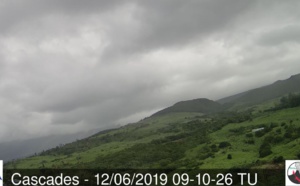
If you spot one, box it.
[152,98,223,116]
[0,130,97,162]
[4,74,300,171]
[6,105,300,170]
[218,73,300,106]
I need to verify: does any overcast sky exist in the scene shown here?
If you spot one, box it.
[1,0,300,142]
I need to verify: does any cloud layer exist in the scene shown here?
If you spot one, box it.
[1,0,300,142]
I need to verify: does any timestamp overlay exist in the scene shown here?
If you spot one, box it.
[3,169,284,186]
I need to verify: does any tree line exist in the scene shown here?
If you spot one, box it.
[266,93,300,112]
[279,93,300,108]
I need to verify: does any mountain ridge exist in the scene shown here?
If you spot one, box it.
[5,72,300,170]
[217,73,300,105]
[152,98,223,116]
[152,73,300,116]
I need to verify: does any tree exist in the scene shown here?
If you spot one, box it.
[259,143,272,158]
[279,93,300,109]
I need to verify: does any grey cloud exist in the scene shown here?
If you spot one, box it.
[136,0,252,48]
[102,0,254,60]
[1,1,300,142]
[0,1,127,35]
[258,25,300,46]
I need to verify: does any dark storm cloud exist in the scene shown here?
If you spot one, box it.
[1,1,300,142]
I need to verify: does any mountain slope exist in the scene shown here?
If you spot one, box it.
[152,98,223,116]
[6,104,300,169]
[0,130,97,162]
[4,73,300,170]
[218,73,300,105]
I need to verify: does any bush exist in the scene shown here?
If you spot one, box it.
[219,141,231,148]
[276,128,281,134]
[255,130,265,137]
[229,126,246,134]
[245,133,253,138]
[227,154,232,160]
[210,144,218,152]
[244,139,255,144]
[284,132,292,138]
[270,122,278,128]
[273,156,284,163]
[264,135,274,144]
[272,136,284,144]
[259,143,272,158]
[210,144,217,148]
[259,148,272,158]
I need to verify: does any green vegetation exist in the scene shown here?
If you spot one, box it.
[259,142,272,158]
[4,74,300,170]
[277,93,300,109]
[5,101,300,169]
[153,98,223,116]
[227,154,232,160]
[218,74,300,106]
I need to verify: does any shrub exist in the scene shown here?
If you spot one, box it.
[259,148,272,158]
[259,143,272,158]
[210,144,217,149]
[227,154,232,159]
[255,130,265,137]
[244,139,255,145]
[264,135,274,144]
[219,141,231,148]
[276,128,281,134]
[272,136,284,144]
[273,156,284,163]
[210,144,218,152]
[245,133,253,138]
[270,122,278,128]
[284,132,292,138]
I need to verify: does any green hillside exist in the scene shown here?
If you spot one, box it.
[152,98,223,116]
[5,98,300,169]
[218,73,300,107]
[5,75,300,170]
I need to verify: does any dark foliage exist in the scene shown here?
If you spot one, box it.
[244,139,255,145]
[227,154,232,159]
[219,141,231,148]
[245,133,253,138]
[273,156,284,163]
[267,93,300,112]
[259,142,272,158]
